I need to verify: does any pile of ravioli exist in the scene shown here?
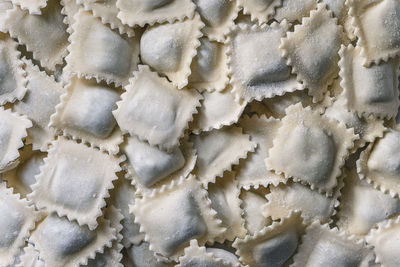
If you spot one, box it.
[0,0,400,266]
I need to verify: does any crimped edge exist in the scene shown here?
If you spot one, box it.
[207,173,247,243]
[110,176,145,248]
[17,243,44,267]
[177,239,243,267]
[335,168,360,234]
[90,205,124,267]
[76,0,135,37]
[18,57,63,152]
[236,0,282,25]
[235,114,286,190]
[10,0,47,15]
[360,118,387,147]
[60,0,79,35]
[330,170,346,224]
[239,187,272,236]
[106,206,124,243]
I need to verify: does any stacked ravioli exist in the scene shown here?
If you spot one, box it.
[0,0,400,266]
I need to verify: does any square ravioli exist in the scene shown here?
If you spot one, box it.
[367,216,400,267]
[274,0,318,23]
[82,205,124,267]
[1,0,400,263]
[0,33,26,105]
[76,0,135,37]
[280,3,343,102]
[13,59,65,152]
[338,44,400,119]
[1,144,46,198]
[66,9,140,87]
[291,222,374,266]
[131,175,225,259]
[0,107,32,173]
[349,0,400,65]
[4,0,69,70]
[188,37,229,92]
[191,126,256,185]
[263,181,341,224]
[29,213,116,267]
[110,177,144,248]
[28,137,123,230]
[266,103,357,195]
[233,212,305,267]
[357,126,400,198]
[337,169,400,235]
[113,65,201,151]
[50,76,123,154]
[226,20,303,102]
[0,183,39,266]
[235,115,286,189]
[193,0,239,42]
[241,189,271,235]
[140,14,204,89]
[122,135,196,191]
[207,173,247,242]
[191,90,246,134]
[324,93,386,151]
[237,0,281,24]
[116,0,196,27]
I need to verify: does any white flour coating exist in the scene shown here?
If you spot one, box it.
[0,0,399,266]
